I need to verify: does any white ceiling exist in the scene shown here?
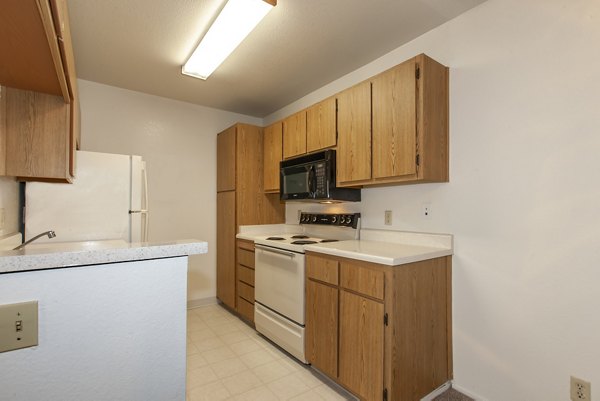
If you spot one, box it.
[69,0,485,117]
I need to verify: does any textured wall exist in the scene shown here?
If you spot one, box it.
[78,80,261,302]
[266,0,600,399]
[0,257,188,401]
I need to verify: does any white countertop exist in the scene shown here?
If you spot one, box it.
[237,225,453,266]
[0,239,208,274]
[304,239,452,265]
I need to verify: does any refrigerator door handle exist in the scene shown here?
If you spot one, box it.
[142,163,149,242]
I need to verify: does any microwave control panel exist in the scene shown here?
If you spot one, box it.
[313,162,327,197]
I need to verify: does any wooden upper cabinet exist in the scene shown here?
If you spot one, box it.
[372,58,417,180]
[263,121,282,193]
[306,97,336,153]
[282,111,306,159]
[236,124,264,226]
[0,0,79,182]
[4,87,71,182]
[336,54,448,187]
[0,0,69,100]
[217,125,236,192]
[336,81,371,184]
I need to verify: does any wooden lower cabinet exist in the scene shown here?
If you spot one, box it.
[305,252,452,401]
[305,279,338,378]
[236,239,256,323]
[216,191,236,309]
[339,290,384,401]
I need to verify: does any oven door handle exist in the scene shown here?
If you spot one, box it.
[255,244,296,258]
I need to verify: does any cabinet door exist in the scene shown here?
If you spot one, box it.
[217,125,236,192]
[216,191,236,309]
[5,87,71,181]
[306,97,336,153]
[336,81,371,184]
[263,121,282,193]
[306,279,338,378]
[282,111,306,159]
[372,59,417,179]
[339,290,384,401]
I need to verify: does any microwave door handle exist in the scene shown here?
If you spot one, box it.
[308,166,317,196]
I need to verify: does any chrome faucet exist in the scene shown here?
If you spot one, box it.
[13,230,57,250]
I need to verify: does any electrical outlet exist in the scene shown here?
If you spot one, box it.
[0,301,38,353]
[571,376,591,401]
[422,203,432,219]
[384,210,392,225]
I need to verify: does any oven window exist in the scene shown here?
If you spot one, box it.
[284,171,308,194]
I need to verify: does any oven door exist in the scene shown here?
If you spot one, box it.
[280,164,314,200]
[254,245,305,325]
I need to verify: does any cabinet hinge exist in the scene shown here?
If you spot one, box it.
[383,388,388,401]
[416,154,420,166]
[416,65,420,80]
[384,313,389,326]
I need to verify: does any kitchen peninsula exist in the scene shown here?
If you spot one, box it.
[0,239,207,401]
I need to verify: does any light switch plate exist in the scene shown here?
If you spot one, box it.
[0,301,38,353]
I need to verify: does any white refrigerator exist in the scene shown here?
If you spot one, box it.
[25,151,149,244]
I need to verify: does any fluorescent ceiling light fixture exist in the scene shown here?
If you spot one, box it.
[182,0,275,80]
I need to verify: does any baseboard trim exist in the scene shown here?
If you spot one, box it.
[452,383,489,401]
[421,381,452,401]
[187,297,218,309]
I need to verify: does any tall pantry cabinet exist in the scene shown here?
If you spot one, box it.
[216,123,285,313]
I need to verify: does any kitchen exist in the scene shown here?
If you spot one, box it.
[1,0,600,400]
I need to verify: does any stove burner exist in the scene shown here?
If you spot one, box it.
[291,235,309,239]
[266,236,285,240]
[320,239,339,243]
[291,240,318,245]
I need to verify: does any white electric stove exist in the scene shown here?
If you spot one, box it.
[253,212,360,363]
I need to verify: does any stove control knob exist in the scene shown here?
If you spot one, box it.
[331,216,337,223]
[340,216,346,224]
[312,216,317,222]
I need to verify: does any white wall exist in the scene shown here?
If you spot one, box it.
[0,257,188,401]
[266,0,600,400]
[78,80,261,303]
[0,177,19,237]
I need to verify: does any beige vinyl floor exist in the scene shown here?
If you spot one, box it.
[186,303,355,401]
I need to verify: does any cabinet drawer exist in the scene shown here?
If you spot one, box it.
[237,240,254,251]
[307,255,339,285]
[340,262,384,300]
[237,264,255,286]
[237,281,255,303]
[237,248,255,268]
[237,296,254,323]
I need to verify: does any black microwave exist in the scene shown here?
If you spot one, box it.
[280,150,361,202]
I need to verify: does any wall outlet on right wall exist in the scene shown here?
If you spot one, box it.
[384,210,392,225]
[571,376,591,401]
[422,203,432,219]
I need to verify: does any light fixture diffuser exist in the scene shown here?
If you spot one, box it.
[182,0,275,80]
